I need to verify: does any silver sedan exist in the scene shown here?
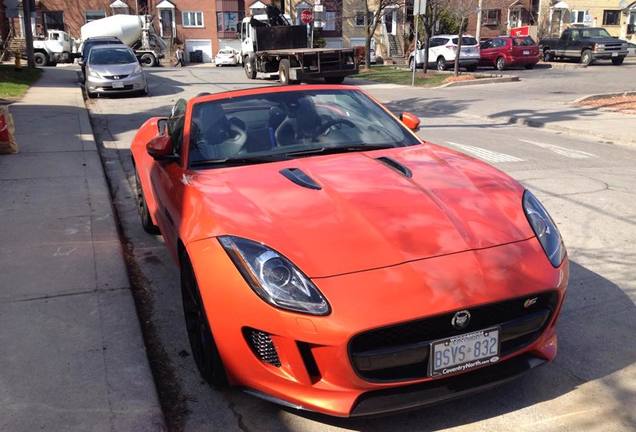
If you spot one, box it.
[85,45,148,98]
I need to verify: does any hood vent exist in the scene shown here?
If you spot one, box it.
[375,156,412,178]
[280,168,322,190]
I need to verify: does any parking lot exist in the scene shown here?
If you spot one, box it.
[85,63,636,431]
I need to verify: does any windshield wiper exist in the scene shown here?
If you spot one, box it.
[190,154,287,167]
[285,144,396,157]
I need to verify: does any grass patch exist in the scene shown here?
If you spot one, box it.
[356,65,448,87]
[0,65,42,100]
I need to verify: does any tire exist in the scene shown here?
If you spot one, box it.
[325,76,345,84]
[134,169,159,234]
[278,59,292,85]
[244,57,256,79]
[33,52,48,67]
[611,56,624,65]
[436,56,446,71]
[525,63,535,69]
[86,91,97,99]
[181,253,228,388]
[543,49,553,62]
[581,49,593,66]
[495,57,506,71]
[140,53,156,67]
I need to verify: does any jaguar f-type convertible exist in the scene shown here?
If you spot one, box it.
[131,85,568,417]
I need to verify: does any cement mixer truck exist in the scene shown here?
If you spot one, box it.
[80,15,166,67]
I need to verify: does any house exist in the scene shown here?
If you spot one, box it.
[467,0,539,40]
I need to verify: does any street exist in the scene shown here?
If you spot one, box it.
[85,64,636,431]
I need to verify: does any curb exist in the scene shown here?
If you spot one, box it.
[436,75,520,88]
[573,90,636,104]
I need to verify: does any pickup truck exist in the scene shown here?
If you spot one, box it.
[539,27,629,66]
[240,6,357,84]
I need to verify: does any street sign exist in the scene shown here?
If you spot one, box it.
[301,9,313,24]
[414,0,427,16]
[314,4,324,12]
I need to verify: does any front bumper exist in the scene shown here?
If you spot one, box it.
[593,50,628,60]
[86,73,147,94]
[188,237,568,417]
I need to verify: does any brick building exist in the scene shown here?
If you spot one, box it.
[466,0,539,39]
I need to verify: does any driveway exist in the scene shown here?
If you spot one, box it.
[87,64,636,432]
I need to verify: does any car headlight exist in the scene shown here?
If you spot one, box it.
[523,190,566,267]
[87,69,101,78]
[595,43,605,50]
[219,236,330,315]
[132,64,143,75]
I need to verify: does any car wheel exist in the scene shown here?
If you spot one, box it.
[33,52,48,67]
[581,49,593,66]
[244,57,256,79]
[525,63,535,69]
[611,56,624,65]
[436,57,446,71]
[140,53,156,67]
[134,169,159,234]
[495,57,505,71]
[543,49,553,62]
[181,253,228,388]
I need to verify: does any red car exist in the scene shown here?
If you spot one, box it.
[479,36,540,70]
[131,85,568,417]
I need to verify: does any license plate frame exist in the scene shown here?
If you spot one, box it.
[429,327,500,377]
[112,81,125,89]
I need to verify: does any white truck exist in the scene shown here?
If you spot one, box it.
[32,29,74,66]
[80,15,166,67]
[240,7,358,84]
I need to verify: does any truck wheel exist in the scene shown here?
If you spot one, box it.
[33,52,48,67]
[325,76,345,84]
[581,49,593,66]
[495,57,506,71]
[543,49,553,62]
[244,57,256,79]
[436,57,446,71]
[279,59,297,85]
[611,56,624,65]
[140,53,156,67]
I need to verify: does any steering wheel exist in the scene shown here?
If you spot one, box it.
[316,118,356,136]
[227,120,248,149]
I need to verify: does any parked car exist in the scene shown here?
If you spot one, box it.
[79,36,124,80]
[85,45,148,98]
[131,85,568,417]
[539,27,628,65]
[479,36,540,70]
[409,35,480,71]
[215,47,240,66]
[627,42,636,57]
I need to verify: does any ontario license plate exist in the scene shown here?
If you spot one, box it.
[429,327,500,377]
[112,81,124,88]
[523,50,530,55]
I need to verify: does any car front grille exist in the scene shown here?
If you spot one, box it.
[103,74,129,80]
[349,291,559,382]
[99,85,134,91]
[604,44,623,52]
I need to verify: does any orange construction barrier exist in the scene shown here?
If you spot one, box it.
[0,105,18,154]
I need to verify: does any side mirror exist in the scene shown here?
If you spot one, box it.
[78,59,84,66]
[147,135,176,161]
[400,112,420,132]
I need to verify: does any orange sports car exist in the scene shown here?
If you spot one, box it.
[131,85,568,417]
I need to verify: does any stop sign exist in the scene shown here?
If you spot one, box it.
[301,9,313,24]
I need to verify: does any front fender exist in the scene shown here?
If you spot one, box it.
[131,117,165,226]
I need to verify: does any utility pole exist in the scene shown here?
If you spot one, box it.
[22,0,35,68]
[475,0,483,41]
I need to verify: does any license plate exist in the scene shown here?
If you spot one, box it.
[612,52,618,57]
[112,81,124,88]
[429,327,500,377]
[523,50,530,55]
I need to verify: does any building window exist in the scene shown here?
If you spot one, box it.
[85,10,106,23]
[481,9,500,26]
[43,11,64,31]
[570,10,585,24]
[217,12,242,32]
[354,11,374,27]
[325,11,336,31]
[182,11,204,28]
[602,10,620,26]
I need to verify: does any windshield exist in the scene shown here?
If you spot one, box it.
[218,49,234,55]
[452,37,478,46]
[89,48,136,65]
[581,28,612,39]
[188,90,420,166]
[513,36,536,46]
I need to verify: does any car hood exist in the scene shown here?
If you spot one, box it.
[187,144,534,278]
[90,62,137,76]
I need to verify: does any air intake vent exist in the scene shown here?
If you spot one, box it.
[375,156,412,178]
[280,168,321,190]
[245,328,281,367]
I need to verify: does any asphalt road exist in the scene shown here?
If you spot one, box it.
[87,64,636,432]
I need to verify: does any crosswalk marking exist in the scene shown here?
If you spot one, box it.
[518,139,597,159]
[445,142,523,163]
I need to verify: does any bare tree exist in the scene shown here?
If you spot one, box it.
[418,0,446,73]
[444,0,478,76]
[360,0,405,69]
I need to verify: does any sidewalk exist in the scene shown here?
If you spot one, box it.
[0,68,165,430]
